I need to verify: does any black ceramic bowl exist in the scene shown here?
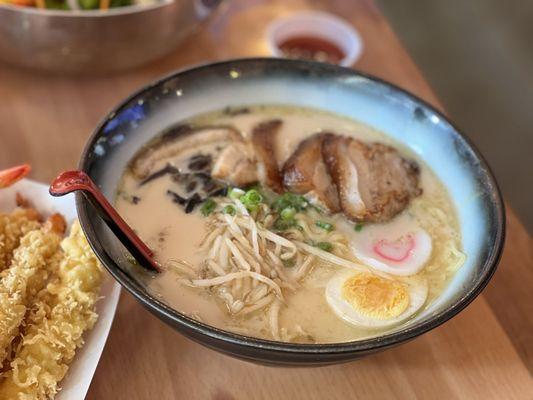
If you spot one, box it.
[77,58,504,365]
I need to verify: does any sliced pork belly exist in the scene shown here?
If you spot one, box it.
[131,125,243,179]
[348,140,421,221]
[251,120,284,193]
[323,135,421,222]
[211,142,258,187]
[282,133,341,212]
[322,135,366,218]
[211,120,284,190]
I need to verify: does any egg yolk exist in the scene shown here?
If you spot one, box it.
[341,273,410,319]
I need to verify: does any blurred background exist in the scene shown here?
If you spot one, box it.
[377,0,533,232]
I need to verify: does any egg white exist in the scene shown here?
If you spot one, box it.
[325,269,428,329]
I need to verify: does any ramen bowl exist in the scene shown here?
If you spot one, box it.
[76,58,504,365]
[0,0,223,74]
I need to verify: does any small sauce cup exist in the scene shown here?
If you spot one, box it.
[266,11,363,67]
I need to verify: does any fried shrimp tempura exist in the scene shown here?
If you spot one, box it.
[0,216,64,365]
[0,208,42,272]
[0,221,104,400]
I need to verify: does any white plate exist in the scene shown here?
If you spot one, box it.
[0,179,121,400]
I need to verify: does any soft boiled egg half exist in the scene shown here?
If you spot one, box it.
[350,214,432,276]
[326,269,428,329]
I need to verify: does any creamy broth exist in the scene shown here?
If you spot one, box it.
[116,105,464,343]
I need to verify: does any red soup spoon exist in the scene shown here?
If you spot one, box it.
[50,170,161,273]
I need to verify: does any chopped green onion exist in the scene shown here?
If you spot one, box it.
[228,187,245,200]
[280,207,296,221]
[223,205,236,216]
[354,223,364,232]
[240,189,263,211]
[245,184,267,198]
[200,198,216,216]
[271,192,308,213]
[242,189,262,203]
[316,242,333,252]
[315,221,334,231]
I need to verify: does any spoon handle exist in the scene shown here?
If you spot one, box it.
[50,170,161,273]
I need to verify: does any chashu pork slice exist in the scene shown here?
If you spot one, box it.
[131,125,243,179]
[282,133,341,213]
[251,120,284,193]
[322,135,421,222]
[212,120,284,191]
[211,141,258,187]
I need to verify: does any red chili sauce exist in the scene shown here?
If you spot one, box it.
[278,36,345,64]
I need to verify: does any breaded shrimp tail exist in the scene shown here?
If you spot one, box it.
[0,221,103,400]
[0,216,64,365]
[0,208,41,272]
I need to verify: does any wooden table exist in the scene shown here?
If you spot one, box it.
[1,0,532,398]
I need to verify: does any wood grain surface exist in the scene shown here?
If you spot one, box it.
[0,0,531,399]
